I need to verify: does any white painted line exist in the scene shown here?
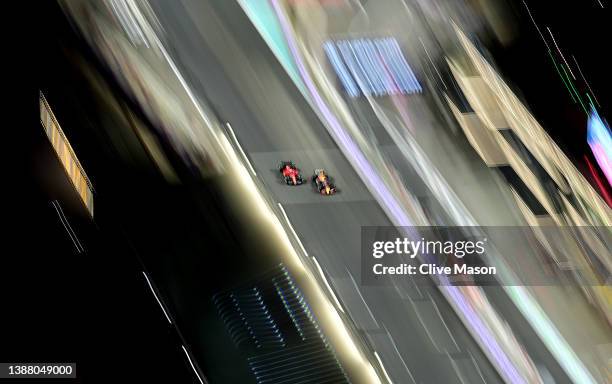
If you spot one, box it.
[391,278,405,299]
[226,122,256,176]
[277,203,308,257]
[446,350,469,384]
[312,257,345,313]
[142,271,172,324]
[408,297,441,353]
[427,292,460,352]
[182,345,205,384]
[469,350,489,384]
[346,268,379,328]
[277,202,344,313]
[384,323,417,384]
[408,273,423,298]
[374,351,394,384]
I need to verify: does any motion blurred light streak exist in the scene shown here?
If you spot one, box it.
[524,1,599,117]
[454,23,610,226]
[106,0,373,375]
[354,40,385,95]
[453,23,601,384]
[109,0,149,47]
[573,55,601,107]
[61,2,390,382]
[507,286,599,384]
[548,50,578,104]
[522,0,551,52]
[337,40,376,96]
[51,200,84,253]
[325,38,422,97]
[418,37,448,90]
[385,38,421,92]
[236,0,306,95]
[561,64,588,114]
[546,26,576,80]
[584,155,612,208]
[362,83,544,383]
[142,271,172,324]
[587,110,612,186]
[270,1,525,382]
[323,41,360,97]
[218,133,381,382]
[62,0,228,175]
[370,42,400,94]
[271,1,410,227]
[362,41,391,94]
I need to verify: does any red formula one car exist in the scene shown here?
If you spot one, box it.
[279,161,304,185]
[312,169,336,195]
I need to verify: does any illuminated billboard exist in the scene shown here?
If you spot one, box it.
[40,92,94,216]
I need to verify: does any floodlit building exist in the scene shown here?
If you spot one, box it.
[444,26,611,322]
